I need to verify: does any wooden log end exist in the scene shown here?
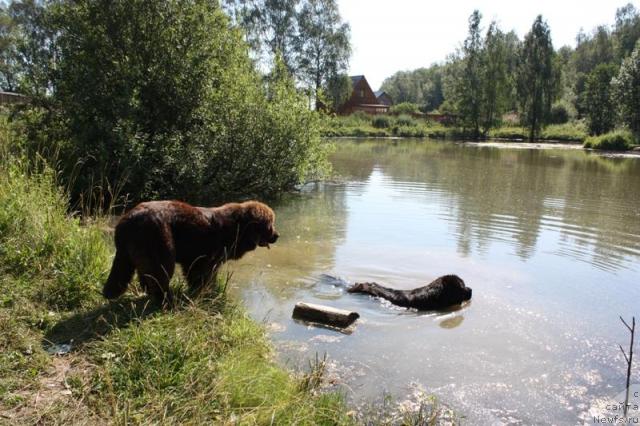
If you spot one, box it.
[292,302,359,329]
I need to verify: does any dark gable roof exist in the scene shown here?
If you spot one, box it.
[374,90,385,98]
[350,75,365,85]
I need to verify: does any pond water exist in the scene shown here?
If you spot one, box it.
[231,139,640,425]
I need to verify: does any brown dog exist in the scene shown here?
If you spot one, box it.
[103,200,278,304]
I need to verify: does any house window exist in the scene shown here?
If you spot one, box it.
[359,89,364,98]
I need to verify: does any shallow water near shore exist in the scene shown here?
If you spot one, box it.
[231,138,640,424]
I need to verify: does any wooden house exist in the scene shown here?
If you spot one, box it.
[374,90,393,106]
[338,75,391,115]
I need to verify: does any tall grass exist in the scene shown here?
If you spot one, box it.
[584,131,634,151]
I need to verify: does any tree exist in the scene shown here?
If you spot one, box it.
[479,21,509,134]
[518,15,558,141]
[295,0,350,107]
[0,3,19,91]
[323,73,351,112]
[614,3,640,60]
[449,10,483,136]
[583,63,618,135]
[612,41,640,140]
[223,0,301,72]
[380,65,445,112]
[3,0,57,97]
[18,0,327,203]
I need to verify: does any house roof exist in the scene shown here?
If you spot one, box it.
[374,90,387,98]
[350,75,365,85]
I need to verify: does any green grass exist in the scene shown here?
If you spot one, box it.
[583,130,634,151]
[488,123,587,142]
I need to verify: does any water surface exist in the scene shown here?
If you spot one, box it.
[231,139,640,424]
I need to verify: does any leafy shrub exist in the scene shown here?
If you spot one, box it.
[584,131,633,151]
[350,110,370,122]
[371,115,392,128]
[22,1,328,205]
[488,127,527,140]
[390,102,420,115]
[540,122,587,142]
[396,114,417,127]
[549,102,570,124]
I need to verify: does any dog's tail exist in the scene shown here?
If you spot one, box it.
[103,250,135,299]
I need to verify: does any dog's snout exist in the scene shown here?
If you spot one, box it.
[269,231,279,243]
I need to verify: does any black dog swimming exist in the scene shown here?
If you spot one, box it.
[347,274,472,310]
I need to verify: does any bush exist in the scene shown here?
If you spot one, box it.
[396,114,417,127]
[21,1,328,205]
[371,115,392,128]
[489,127,527,140]
[540,122,587,142]
[389,102,420,115]
[549,102,570,124]
[584,131,633,151]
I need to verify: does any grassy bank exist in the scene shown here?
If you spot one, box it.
[322,114,588,143]
[0,118,350,424]
[583,130,636,151]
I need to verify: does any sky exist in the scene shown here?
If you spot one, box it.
[337,0,639,90]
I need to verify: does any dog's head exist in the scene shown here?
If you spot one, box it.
[439,275,472,304]
[225,201,279,259]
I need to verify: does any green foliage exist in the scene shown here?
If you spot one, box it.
[540,122,587,141]
[583,63,618,134]
[448,10,484,136]
[381,67,445,111]
[479,22,513,134]
[0,126,110,311]
[615,3,640,59]
[14,0,328,204]
[371,115,392,129]
[517,15,559,141]
[396,114,417,127]
[296,0,351,101]
[612,41,640,139]
[549,102,569,124]
[224,0,352,99]
[584,130,633,150]
[389,102,420,114]
[324,73,352,112]
[488,123,586,142]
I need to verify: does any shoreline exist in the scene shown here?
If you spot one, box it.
[325,136,640,156]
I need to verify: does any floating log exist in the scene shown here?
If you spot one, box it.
[292,302,359,328]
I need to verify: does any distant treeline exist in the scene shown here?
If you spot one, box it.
[380,5,640,141]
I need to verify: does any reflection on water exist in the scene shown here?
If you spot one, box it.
[231,139,640,424]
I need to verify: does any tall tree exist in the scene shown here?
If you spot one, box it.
[518,15,558,141]
[3,0,56,97]
[295,0,350,107]
[447,10,483,136]
[583,63,618,135]
[614,3,640,60]
[0,3,19,91]
[480,22,509,134]
[223,0,300,72]
[612,41,640,140]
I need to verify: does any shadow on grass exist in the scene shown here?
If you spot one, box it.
[42,296,162,352]
[42,282,228,353]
